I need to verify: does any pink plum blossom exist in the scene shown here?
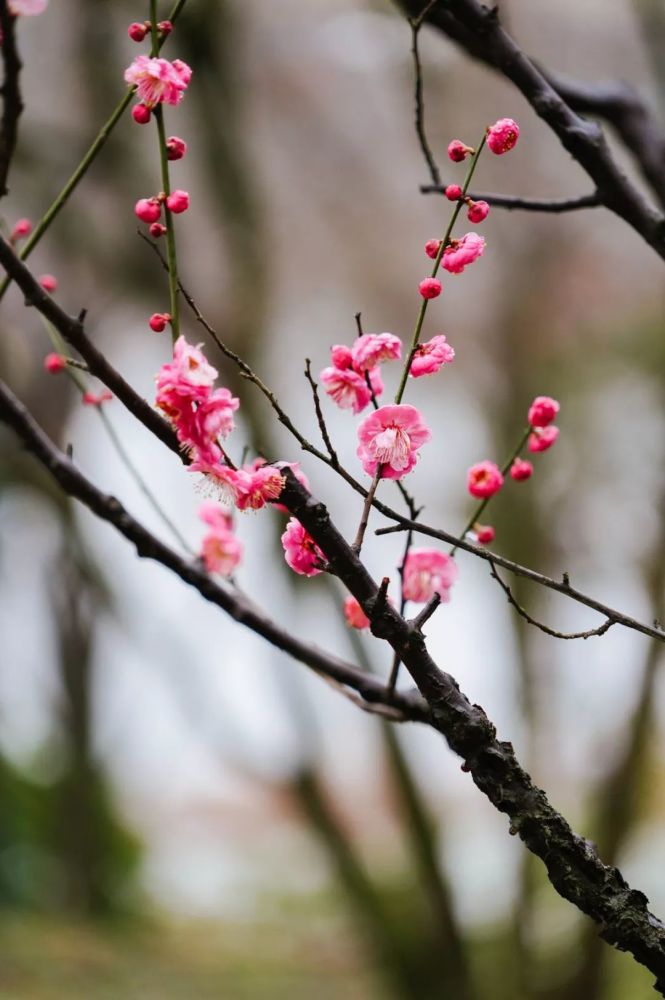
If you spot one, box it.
[198,502,242,576]
[442,233,485,274]
[166,189,189,213]
[409,335,455,378]
[467,200,490,224]
[467,460,504,498]
[124,56,191,108]
[128,22,148,42]
[510,458,533,481]
[231,464,286,512]
[419,277,442,299]
[425,239,442,259]
[357,404,431,480]
[281,518,325,576]
[445,184,462,200]
[343,596,370,630]
[487,118,520,155]
[528,395,560,427]
[403,549,459,603]
[156,336,218,403]
[528,426,559,453]
[135,198,162,224]
[44,353,65,374]
[475,524,495,545]
[320,365,382,414]
[351,332,401,371]
[132,104,151,125]
[448,140,473,162]
[166,136,187,160]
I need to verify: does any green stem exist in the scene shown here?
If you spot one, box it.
[153,104,180,341]
[393,133,487,405]
[0,0,189,305]
[452,424,531,555]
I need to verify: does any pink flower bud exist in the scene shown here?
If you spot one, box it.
[528,426,559,453]
[135,197,162,224]
[467,460,503,498]
[44,352,66,374]
[343,596,370,630]
[158,20,173,35]
[149,312,171,332]
[132,103,152,125]
[166,189,189,214]
[166,136,187,161]
[149,222,167,238]
[10,217,32,241]
[445,184,462,201]
[448,140,474,162]
[510,458,533,481]
[528,395,560,427]
[467,199,490,224]
[39,274,57,293]
[127,22,148,43]
[487,118,520,155]
[419,277,442,299]
[475,524,495,545]
[424,239,442,260]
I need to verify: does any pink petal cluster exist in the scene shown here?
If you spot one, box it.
[409,335,455,378]
[442,233,486,274]
[528,395,559,427]
[510,458,533,481]
[419,277,442,299]
[467,460,504,498]
[445,184,462,201]
[487,118,520,155]
[8,0,48,13]
[343,596,370,630]
[448,140,473,162]
[357,404,431,480]
[467,200,490,224]
[281,518,325,576]
[124,55,191,108]
[320,332,400,414]
[528,426,559,453]
[155,336,239,467]
[403,549,459,604]
[198,501,242,576]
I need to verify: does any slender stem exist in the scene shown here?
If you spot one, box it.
[0,0,189,304]
[452,424,530,555]
[352,469,382,554]
[393,133,487,405]
[153,105,180,340]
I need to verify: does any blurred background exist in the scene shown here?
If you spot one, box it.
[0,0,664,996]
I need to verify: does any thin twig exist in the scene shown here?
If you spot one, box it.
[410,1,442,186]
[489,560,615,640]
[352,469,382,554]
[420,187,601,213]
[304,358,339,466]
[411,593,441,631]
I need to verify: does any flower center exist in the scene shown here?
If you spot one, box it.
[374,424,411,468]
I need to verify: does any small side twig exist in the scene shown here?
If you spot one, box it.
[410,1,443,186]
[419,187,601,213]
[304,358,339,466]
[489,560,615,640]
[411,593,441,631]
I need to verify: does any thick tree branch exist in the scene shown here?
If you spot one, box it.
[0,377,429,725]
[277,472,665,992]
[396,0,665,258]
[0,0,23,198]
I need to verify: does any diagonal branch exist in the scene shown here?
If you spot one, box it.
[276,472,665,993]
[420,186,601,213]
[395,0,665,258]
[0,376,429,726]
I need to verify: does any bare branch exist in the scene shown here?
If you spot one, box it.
[0,0,23,198]
[420,186,601,213]
[304,359,339,466]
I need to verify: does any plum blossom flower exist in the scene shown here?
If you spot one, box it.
[271,461,310,513]
[467,200,490,224]
[467,460,504,498]
[442,233,485,274]
[403,549,459,603]
[419,277,442,299]
[445,184,462,201]
[510,458,533,481]
[448,140,473,162]
[281,518,325,576]
[166,189,189,214]
[231,463,286,512]
[409,335,455,378]
[351,333,401,371]
[156,336,218,403]
[528,426,559,453]
[528,395,560,427]
[474,524,495,545]
[135,197,162,224]
[8,0,48,14]
[357,404,431,480]
[198,501,242,576]
[487,118,519,155]
[320,366,375,414]
[124,55,191,108]
[343,596,370,630]
[425,239,442,259]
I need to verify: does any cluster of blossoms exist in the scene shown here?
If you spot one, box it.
[466,394,560,545]
[198,501,242,577]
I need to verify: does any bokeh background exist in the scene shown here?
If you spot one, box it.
[0,0,664,996]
